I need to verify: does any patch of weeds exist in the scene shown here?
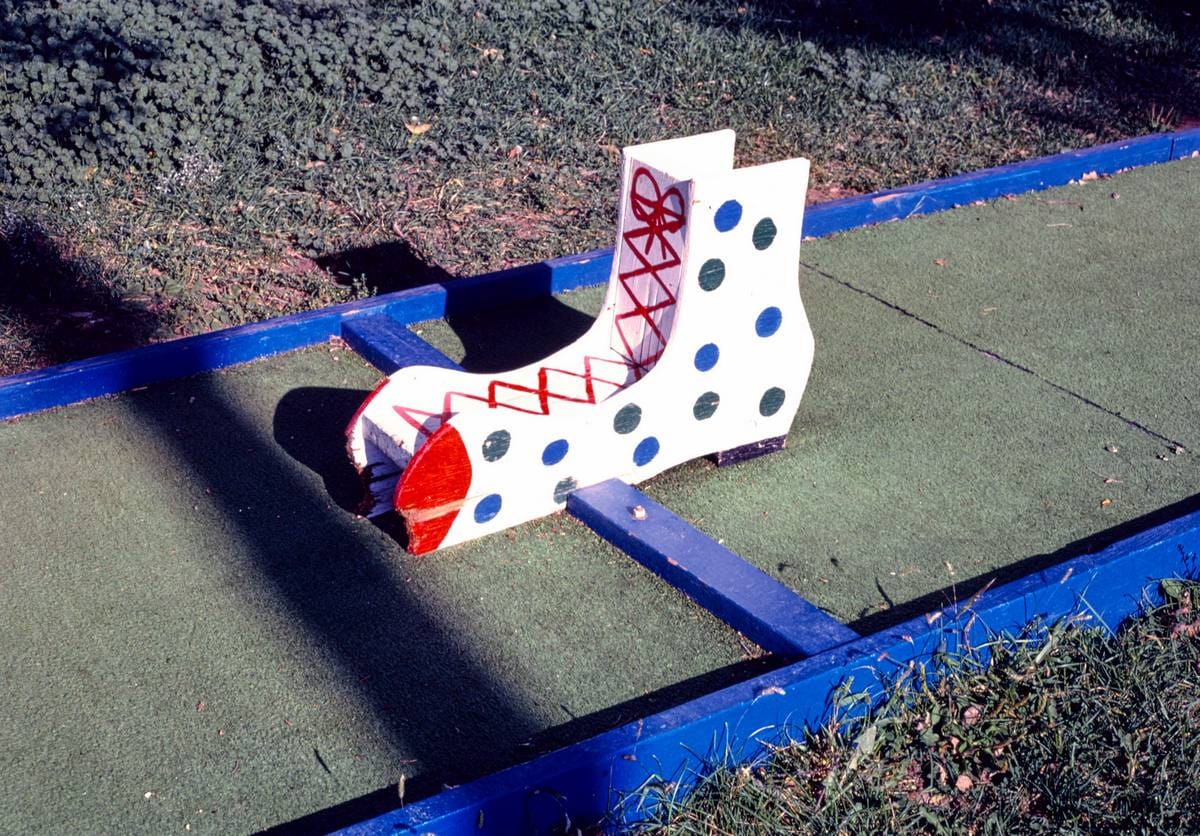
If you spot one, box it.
[0,0,457,195]
[639,579,1200,833]
[0,208,165,373]
[2,0,1198,372]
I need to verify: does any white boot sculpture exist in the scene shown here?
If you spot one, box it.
[346,130,814,553]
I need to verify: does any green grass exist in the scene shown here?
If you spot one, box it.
[640,579,1200,834]
[2,0,1198,374]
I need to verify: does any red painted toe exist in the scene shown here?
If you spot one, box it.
[394,423,472,554]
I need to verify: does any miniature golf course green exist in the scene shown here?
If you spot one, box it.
[2,157,1197,833]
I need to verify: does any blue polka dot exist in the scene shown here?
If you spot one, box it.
[756,306,782,337]
[633,436,660,466]
[714,200,742,232]
[542,438,569,466]
[694,343,719,372]
[474,494,502,523]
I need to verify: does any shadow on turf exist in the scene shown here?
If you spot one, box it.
[443,292,597,373]
[850,489,1200,637]
[274,387,370,515]
[123,375,556,823]
[269,656,784,835]
[319,233,598,372]
[268,377,785,832]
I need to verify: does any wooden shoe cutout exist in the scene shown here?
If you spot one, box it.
[347,130,814,553]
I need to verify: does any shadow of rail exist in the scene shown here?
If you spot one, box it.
[122,373,545,821]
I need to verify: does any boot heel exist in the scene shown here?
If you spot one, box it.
[709,435,787,467]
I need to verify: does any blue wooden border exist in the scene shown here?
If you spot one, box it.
[802,130,1190,238]
[1171,131,1200,160]
[568,480,858,657]
[339,507,1200,834]
[0,249,609,421]
[3,128,1198,422]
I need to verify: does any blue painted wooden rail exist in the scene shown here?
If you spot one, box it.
[0,250,609,421]
[568,480,858,657]
[341,314,462,374]
[3,128,1198,422]
[802,131,1200,238]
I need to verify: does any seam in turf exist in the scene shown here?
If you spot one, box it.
[800,261,1186,451]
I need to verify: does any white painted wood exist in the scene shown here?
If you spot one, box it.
[346,131,814,551]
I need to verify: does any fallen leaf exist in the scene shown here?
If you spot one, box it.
[1171,620,1200,638]
[955,773,974,792]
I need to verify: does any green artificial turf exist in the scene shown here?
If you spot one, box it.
[0,346,753,834]
[643,259,1199,627]
[644,159,1200,627]
[804,156,1200,449]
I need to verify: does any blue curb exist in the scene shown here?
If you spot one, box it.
[568,479,858,657]
[0,249,609,421]
[341,314,461,374]
[802,130,1189,238]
